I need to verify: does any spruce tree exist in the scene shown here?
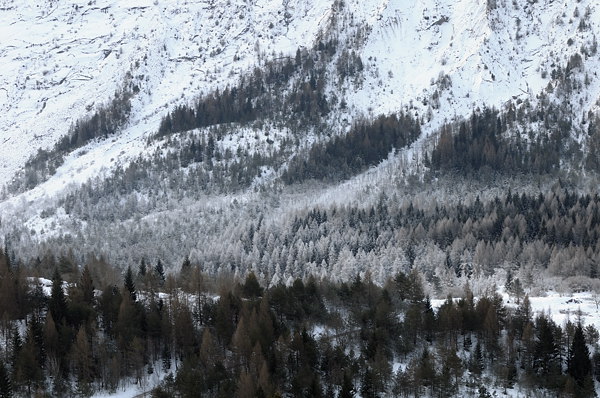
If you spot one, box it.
[3,243,10,272]
[469,343,484,375]
[79,265,95,306]
[9,327,21,373]
[339,371,355,398]
[139,258,147,277]
[155,259,165,286]
[567,324,594,397]
[124,266,136,302]
[360,367,375,398]
[0,361,11,398]
[181,256,191,272]
[533,314,561,385]
[49,269,67,324]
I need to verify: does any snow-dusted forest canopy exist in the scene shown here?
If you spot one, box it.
[0,247,599,397]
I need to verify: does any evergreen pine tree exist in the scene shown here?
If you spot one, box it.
[181,256,191,273]
[9,327,21,373]
[139,258,147,277]
[533,314,561,385]
[162,344,171,373]
[124,266,136,302]
[469,343,484,375]
[567,324,594,397]
[339,371,355,398]
[242,272,263,298]
[155,259,165,286]
[79,265,95,306]
[49,269,68,324]
[360,367,376,398]
[3,243,10,272]
[0,361,11,398]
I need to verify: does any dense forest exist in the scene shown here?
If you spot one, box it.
[34,179,600,296]
[0,247,598,397]
[283,113,420,183]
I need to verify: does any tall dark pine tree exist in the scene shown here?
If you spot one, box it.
[339,371,355,398]
[0,361,11,398]
[3,243,11,272]
[155,259,165,286]
[567,324,594,397]
[124,266,137,302]
[9,326,22,373]
[533,314,561,387]
[80,265,95,306]
[139,258,147,277]
[49,269,68,325]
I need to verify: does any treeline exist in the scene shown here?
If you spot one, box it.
[55,89,132,152]
[156,40,346,139]
[4,89,132,196]
[0,247,598,397]
[425,42,597,177]
[283,113,421,183]
[4,23,364,199]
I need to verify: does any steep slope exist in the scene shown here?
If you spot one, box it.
[1,0,600,274]
[1,0,598,190]
[0,0,334,186]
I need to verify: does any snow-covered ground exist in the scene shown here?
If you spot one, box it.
[513,291,600,331]
[433,287,600,333]
[92,385,147,398]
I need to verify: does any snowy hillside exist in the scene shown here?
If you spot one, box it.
[2,0,599,189]
[0,0,333,186]
[2,0,600,276]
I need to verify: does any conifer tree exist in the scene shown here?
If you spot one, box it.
[0,362,11,398]
[124,266,136,302]
[3,243,11,272]
[242,272,263,298]
[533,314,561,389]
[181,256,191,273]
[567,324,594,397]
[72,327,93,394]
[469,343,484,375]
[139,258,147,277]
[49,269,67,325]
[79,265,95,306]
[9,327,21,374]
[155,259,165,286]
[339,371,355,398]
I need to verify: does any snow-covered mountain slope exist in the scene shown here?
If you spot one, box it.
[0,0,332,186]
[2,0,599,191]
[1,0,600,269]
